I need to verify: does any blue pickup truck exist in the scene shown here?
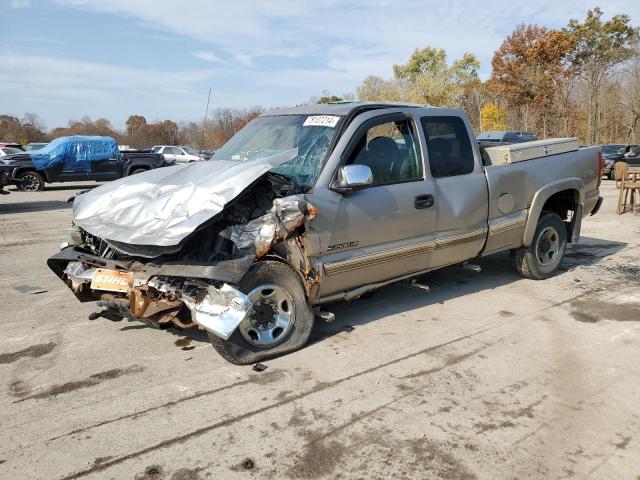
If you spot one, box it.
[0,136,170,192]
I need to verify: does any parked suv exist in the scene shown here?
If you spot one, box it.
[152,145,205,164]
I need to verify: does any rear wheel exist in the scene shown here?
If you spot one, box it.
[208,261,314,365]
[129,168,147,175]
[16,171,45,191]
[511,212,567,280]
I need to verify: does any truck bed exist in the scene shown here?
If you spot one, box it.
[482,146,601,255]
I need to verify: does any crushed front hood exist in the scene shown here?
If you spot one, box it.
[73,150,297,248]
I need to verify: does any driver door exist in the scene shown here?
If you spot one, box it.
[311,112,438,297]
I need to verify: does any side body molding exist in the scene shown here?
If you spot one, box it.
[522,178,584,247]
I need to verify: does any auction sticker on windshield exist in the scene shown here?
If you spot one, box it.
[303,115,340,128]
[91,268,133,293]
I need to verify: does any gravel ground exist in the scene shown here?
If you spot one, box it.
[0,180,639,480]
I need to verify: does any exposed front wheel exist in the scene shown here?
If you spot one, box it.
[208,261,314,365]
[511,212,567,280]
[16,171,45,191]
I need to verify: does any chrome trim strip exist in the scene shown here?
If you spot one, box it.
[324,241,436,276]
[435,228,487,250]
[488,212,527,237]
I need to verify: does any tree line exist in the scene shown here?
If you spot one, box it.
[357,7,639,145]
[0,107,263,150]
[1,7,638,148]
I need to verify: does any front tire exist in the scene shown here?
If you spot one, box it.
[511,212,567,280]
[208,261,314,365]
[16,171,45,191]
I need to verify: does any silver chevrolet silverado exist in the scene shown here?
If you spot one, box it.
[48,102,604,364]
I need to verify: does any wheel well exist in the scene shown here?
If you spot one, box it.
[15,168,47,182]
[129,165,149,174]
[541,189,578,220]
[541,189,579,239]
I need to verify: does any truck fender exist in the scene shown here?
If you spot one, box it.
[522,178,584,247]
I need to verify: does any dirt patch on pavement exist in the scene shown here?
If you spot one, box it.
[474,420,516,434]
[170,468,201,480]
[570,299,640,323]
[286,432,345,479]
[136,465,164,480]
[13,365,144,401]
[0,342,56,364]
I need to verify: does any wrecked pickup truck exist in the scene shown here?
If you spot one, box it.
[48,103,604,364]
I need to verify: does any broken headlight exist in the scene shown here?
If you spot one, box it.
[66,225,84,247]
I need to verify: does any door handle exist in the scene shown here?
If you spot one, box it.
[414,194,434,209]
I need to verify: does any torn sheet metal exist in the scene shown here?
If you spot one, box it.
[72,149,298,248]
[182,284,249,339]
[221,196,311,258]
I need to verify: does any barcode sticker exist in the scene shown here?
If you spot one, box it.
[303,115,340,128]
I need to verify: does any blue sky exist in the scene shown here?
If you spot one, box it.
[2,0,639,130]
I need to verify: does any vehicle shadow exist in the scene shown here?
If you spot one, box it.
[43,184,102,191]
[561,236,627,271]
[0,200,72,214]
[307,235,627,347]
[87,236,627,352]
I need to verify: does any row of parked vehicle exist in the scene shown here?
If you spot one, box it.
[600,144,640,179]
[0,137,211,194]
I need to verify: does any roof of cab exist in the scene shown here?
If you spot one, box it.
[262,101,427,116]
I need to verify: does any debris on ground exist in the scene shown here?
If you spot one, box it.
[14,285,47,294]
[252,363,268,372]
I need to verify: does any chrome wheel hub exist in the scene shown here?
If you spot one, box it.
[536,226,560,266]
[238,284,295,347]
[22,175,40,191]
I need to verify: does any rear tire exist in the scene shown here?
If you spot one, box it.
[16,171,45,192]
[208,261,314,365]
[511,212,567,280]
[129,168,147,175]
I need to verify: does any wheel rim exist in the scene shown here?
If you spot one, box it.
[238,284,295,348]
[21,175,40,191]
[536,226,560,266]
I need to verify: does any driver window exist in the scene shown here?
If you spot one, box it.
[346,119,422,186]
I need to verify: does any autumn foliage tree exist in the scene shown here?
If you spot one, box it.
[357,48,480,108]
[489,24,574,136]
[480,103,508,131]
[565,7,638,143]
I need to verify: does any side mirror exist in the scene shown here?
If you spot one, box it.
[333,165,373,192]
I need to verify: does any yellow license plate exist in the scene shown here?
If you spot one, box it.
[91,268,133,292]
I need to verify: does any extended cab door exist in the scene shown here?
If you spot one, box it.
[309,111,438,298]
[418,112,489,267]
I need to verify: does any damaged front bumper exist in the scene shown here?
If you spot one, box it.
[48,247,250,339]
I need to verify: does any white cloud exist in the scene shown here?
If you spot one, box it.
[9,0,640,126]
[54,0,640,85]
[0,53,224,98]
[192,51,225,63]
